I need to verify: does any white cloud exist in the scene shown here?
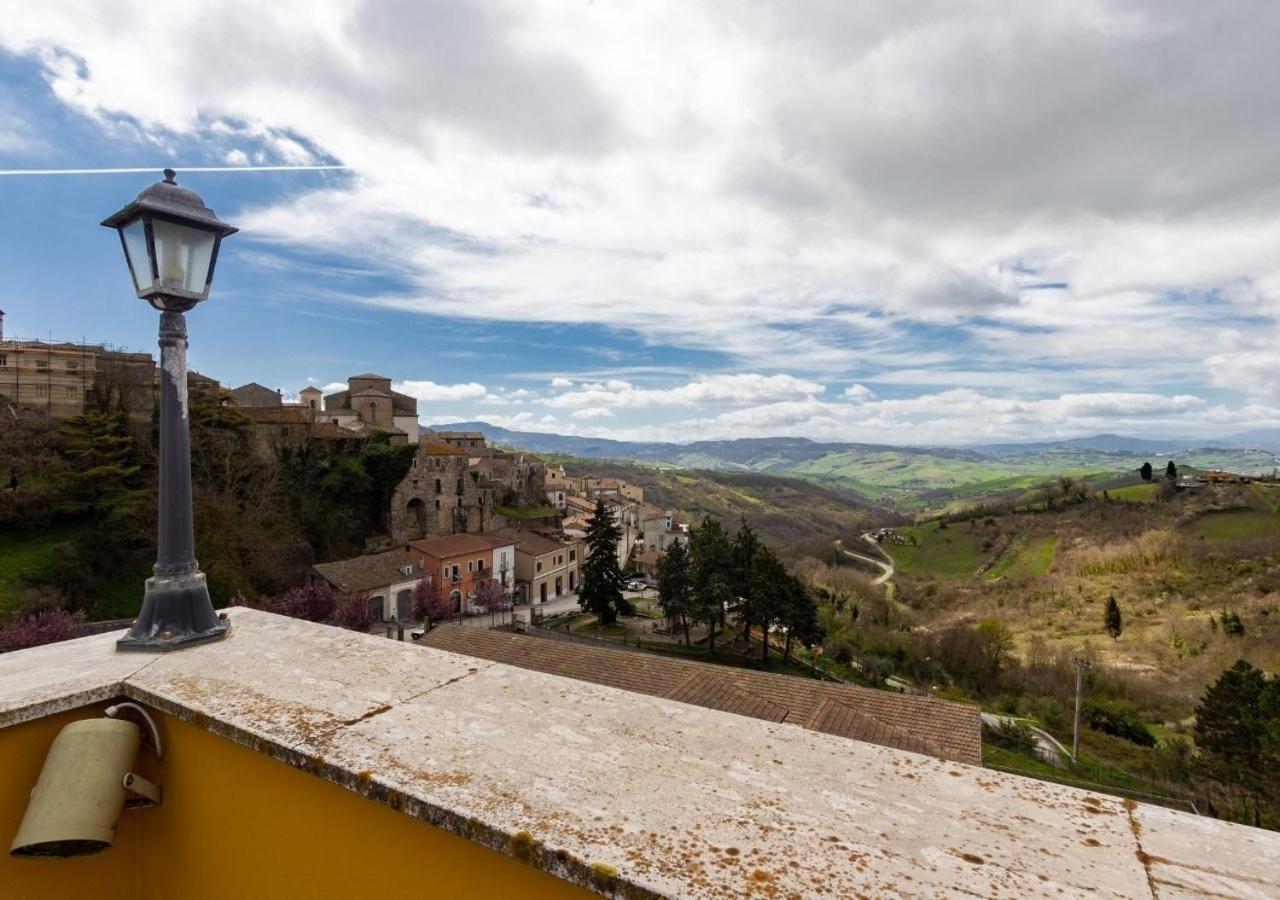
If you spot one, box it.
[842,384,874,403]
[6,1,1280,436]
[547,373,824,410]
[392,380,488,402]
[224,148,250,166]
[572,407,614,420]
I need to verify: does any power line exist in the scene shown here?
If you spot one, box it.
[0,165,349,176]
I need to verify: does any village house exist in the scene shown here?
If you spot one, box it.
[639,505,690,553]
[311,548,426,623]
[320,373,419,443]
[403,532,506,612]
[490,528,581,605]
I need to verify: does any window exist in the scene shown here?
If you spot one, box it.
[435,478,442,494]
[34,384,48,397]
[435,500,440,509]
[569,549,576,562]
[64,386,76,398]
[66,361,79,372]
[0,353,6,367]
[456,478,463,494]
[36,359,48,370]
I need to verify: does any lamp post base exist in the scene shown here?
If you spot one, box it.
[116,572,230,652]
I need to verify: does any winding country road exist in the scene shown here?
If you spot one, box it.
[833,536,895,585]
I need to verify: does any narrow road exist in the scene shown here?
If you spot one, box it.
[833,537,895,585]
[979,712,1073,768]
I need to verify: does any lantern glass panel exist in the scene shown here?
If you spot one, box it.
[152,219,216,294]
[120,219,153,294]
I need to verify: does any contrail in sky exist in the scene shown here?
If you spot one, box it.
[0,165,348,176]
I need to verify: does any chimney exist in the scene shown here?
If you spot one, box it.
[0,309,5,342]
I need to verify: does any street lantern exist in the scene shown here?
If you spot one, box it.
[101,169,238,311]
[102,170,235,651]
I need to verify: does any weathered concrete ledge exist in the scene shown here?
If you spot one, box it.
[2,607,1278,898]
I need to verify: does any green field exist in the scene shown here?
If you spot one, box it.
[1192,510,1279,542]
[0,525,80,616]
[890,522,985,578]
[985,535,1056,580]
[1107,483,1159,503]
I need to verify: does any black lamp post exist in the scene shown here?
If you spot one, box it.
[102,169,237,651]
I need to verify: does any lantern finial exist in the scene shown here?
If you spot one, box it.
[163,168,177,184]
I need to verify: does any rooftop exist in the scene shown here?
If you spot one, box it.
[419,624,977,764]
[313,550,422,593]
[3,608,1277,898]
[488,529,574,557]
[422,441,469,456]
[407,533,503,559]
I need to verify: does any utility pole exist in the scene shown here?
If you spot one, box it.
[1072,656,1089,764]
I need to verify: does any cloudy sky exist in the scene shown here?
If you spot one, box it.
[2,1,1278,445]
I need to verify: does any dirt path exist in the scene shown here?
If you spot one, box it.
[833,536,895,585]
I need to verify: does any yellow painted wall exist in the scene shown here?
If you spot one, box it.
[0,706,138,900]
[1,704,592,900]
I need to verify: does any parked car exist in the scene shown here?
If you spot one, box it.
[625,580,647,592]
[463,602,485,616]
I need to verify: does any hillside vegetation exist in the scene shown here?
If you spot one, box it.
[555,457,897,555]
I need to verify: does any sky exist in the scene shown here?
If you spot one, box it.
[1,1,1278,446]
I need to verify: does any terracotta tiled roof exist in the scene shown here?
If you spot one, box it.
[407,533,500,559]
[417,625,981,764]
[422,441,468,456]
[313,550,422,593]
[487,528,573,557]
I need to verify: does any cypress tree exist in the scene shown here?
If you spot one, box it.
[580,499,625,625]
[1104,595,1122,640]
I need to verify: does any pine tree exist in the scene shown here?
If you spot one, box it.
[689,516,733,651]
[1195,660,1270,804]
[56,410,144,525]
[731,520,761,641]
[1139,462,1153,481]
[657,540,693,644]
[1104,595,1123,640]
[1165,460,1178,481]
[580,499,625,625]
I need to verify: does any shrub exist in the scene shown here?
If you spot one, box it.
[332,592,374,632]
[1082,699,1156,747]
[1220,611,1245,635]
[0,608,86,653]
[984,719,1038,755]
[615,596,636,617]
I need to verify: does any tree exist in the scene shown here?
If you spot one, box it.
[657,540,694,643]
[412,578,452,630]
[1195,660,1272,817]
[1104,595,1123,640]
[580,499,625,625]
[1165,460,1178,481]
[473,577,507,625]
[689,517,733,650]
[779,576,823,664]
[731,520,761,640]
[331,591,374,632]
[1139,462,1153,481]
[56,411,145,525]
[748,544,790,664]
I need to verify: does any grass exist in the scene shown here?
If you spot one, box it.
[1107,483,1158,503]
[495,504,558,520]
[1192,510,1278,542]
[890,521,985,579]
[985,535,1056,580]
[572,621,628,638]
[0,524,83,616]
[983,741,1175,801]
[635,638,819,678]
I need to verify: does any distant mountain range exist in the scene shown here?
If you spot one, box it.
[426,422,1280,511]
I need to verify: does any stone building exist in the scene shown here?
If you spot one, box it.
[323,373,418,443]
[229,382,283,408]
[390,441,500,542]
[0,314,206,419]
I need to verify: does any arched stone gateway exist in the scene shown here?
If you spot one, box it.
[405,498,427,540]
